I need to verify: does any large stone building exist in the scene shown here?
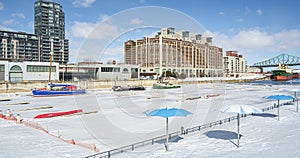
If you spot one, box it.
[34,0,69,64]
[124,27,223,78]
[0,30,40,62]
[223,51,246,77]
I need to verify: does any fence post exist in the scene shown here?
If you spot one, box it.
[181,126,185,135]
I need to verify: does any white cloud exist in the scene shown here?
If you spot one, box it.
[27,21,34,31]
[130,18,143,25]
[236,18,244,22]
[102,46,123,56]
[3,19,18,25]
[139,0,145,3]
[71,21,119,40]
[0,25,14,31]
[233,29,274,50]
[71,21,96,38]
[273,29,300,51]
[256,9,263,15]
[0,2,4,11]
[219,12,225,15]
[12,13,26,19]
[244,6,251,15]
[0,2,4,10]
[210,28,300,63]
[98,14,110,23]
[209,28,300,65]
[72,0,96,8]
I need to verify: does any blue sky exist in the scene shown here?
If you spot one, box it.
[0,0,300,67]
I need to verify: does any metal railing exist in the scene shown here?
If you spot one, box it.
[86,100,295,158]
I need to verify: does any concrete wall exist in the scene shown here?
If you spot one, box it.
[0,80,158,92]
[0,76,268,93]
[0,61,59,82]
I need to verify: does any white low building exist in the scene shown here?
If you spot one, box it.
[97,64,140,80]
[60,62,140,81]
[0,61,59,82]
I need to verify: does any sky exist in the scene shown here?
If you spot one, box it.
[0,0,300,66]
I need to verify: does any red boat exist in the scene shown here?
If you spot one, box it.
[271,70,293,81]
[34,109,83,119]
[273,75,293,81]
[293,73,299,79]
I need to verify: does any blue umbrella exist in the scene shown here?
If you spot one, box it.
[145,107,192,151]
[267,95,294,121]
[222,105,262,147]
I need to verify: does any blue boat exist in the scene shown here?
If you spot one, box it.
[32,83,86,96]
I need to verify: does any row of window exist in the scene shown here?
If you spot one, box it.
[27,65,56,72]
[101,67,120,72]
[0,65,56,72]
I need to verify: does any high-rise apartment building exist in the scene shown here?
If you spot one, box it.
[124,27,223,77]
[0,30,39,62]
[34,0,69,64]
[223,51,246,77]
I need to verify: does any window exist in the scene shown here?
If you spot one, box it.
[131,68,138,72]
[27,65,56,72]
[100,67,120,72]
[10,65,22,72]
[0,65,4,72]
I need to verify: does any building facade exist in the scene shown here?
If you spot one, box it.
[0,61,59,82]
[0,30,39,62]
[34,0,69,64]
[124,28,223,77]
[223,51,246,77]
[60,62,140,81]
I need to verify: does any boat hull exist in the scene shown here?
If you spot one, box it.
[32,89,86,96]
[34,109,83,119]
[152,83,181,89]
[273,75,293,81]
[112,86,146,91]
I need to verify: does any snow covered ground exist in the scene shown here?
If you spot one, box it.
[0,79,299,158]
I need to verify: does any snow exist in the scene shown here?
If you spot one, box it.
[179,74,266,82]
[0,79,300,158]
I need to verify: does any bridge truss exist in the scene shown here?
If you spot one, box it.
[252,53,300,67]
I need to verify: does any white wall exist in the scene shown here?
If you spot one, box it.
[22,62,59,81]
[0,61,59,82]
[97,64,139,80]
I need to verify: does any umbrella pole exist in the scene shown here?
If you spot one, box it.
[297,96,299,113]
[296,92,298,113]
[277,100,280,121]
[166,117,169,151]
[237,113,240,148]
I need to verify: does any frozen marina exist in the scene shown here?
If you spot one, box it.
[0,78,300,158]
